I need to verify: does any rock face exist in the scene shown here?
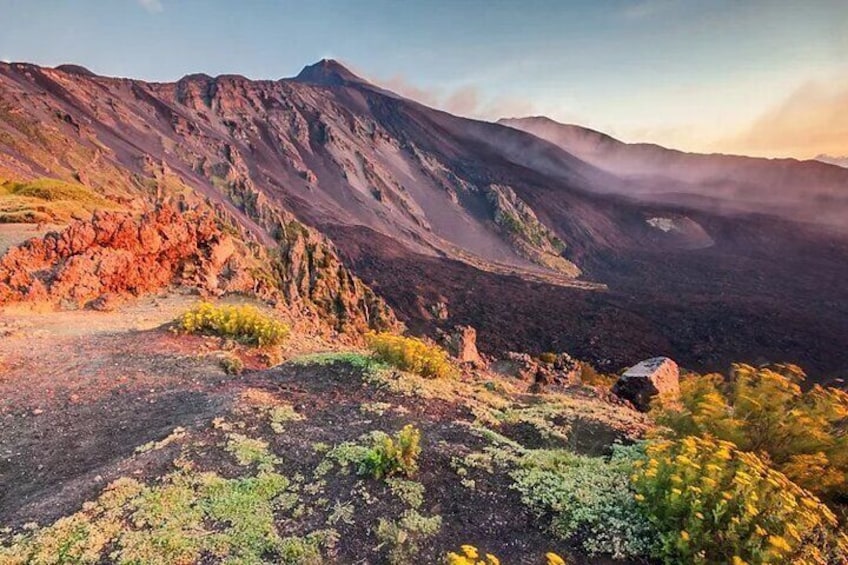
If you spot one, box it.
[612,357,680,411]
[0,203,399,335]
[492,351,580,387]
[0,205,265,307]
[275,220,397,334]
[439,325,484,367]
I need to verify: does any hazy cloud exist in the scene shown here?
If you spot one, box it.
[377,74,536,121]
[137,0,163,13]
[725,80,848,158]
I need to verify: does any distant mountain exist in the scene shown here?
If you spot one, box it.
[1,60,847,378]
[499,116,848,234]
[816,154,848,168]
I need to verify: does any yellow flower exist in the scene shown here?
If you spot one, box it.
[633,493,645,502]
[485,554,500,565]
[461,545,479,559]
[545,553,566,565]
[680,530,690,542]
[732,557,748,565]
[768,535,792,553]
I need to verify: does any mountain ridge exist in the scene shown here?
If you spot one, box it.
[1,59,847,378]
[499,115,848,234]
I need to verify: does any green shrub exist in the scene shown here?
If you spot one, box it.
[631,436,848,564]
[366,332,457,379]
[650,363,848,499]
[359,425,422,480]
[328,425,422,480]
[538,352,558,364]
[577,361,618,388]
[511,446,656,559]
[375,509,441,564]
[176,302,289,347]
[220,355,244,375]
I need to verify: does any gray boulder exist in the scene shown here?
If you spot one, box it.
[612,357,680,411]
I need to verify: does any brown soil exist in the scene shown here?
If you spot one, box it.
[0,293,647,564]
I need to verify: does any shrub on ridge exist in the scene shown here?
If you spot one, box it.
[176,302,289,347]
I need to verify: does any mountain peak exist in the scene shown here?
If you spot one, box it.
[293,58,366,86]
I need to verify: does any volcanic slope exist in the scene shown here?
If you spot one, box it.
[1,59,847,378]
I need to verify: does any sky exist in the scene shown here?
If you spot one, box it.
[0,0,846,159]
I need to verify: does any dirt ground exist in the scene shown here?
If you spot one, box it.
[0,293,649,564]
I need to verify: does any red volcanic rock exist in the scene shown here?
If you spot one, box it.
[0,205,256,307]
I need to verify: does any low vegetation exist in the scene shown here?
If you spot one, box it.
[5,320,846,564]
[0,454,335,565]
[632,436,848,564]
[328,424,422,480]
[0,177,110,223]
[511,446,656,559]
[176,302,290,347]
[650,363,848,500]
[446,544,502,565]
[366,332,458,379]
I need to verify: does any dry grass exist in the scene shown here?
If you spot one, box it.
[0,177,113,223]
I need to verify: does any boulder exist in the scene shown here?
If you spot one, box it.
[491,352,537,381]
[440,325,484,367]
[612,357,680,411]
[534,352,581,386]
[491,351,580,387]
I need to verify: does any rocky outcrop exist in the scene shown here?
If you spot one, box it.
[492,351,580,387]
[0,205,267,307]
[275,219,398,334]
[485,184,581,277]
[438,325,484,367]
[612,357,680,411]
[0,201,398,335]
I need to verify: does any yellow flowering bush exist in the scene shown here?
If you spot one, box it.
[366,332,458,379]
[445,544,500,565]
[545,552,566,565]
[176,302,289,347]
[651,363,848,499]
[631,436,848,564]
[444,545,566,565]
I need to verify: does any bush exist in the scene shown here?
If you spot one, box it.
[376,509,441,564]
[220,355,244,376]
[650,363,848,499]
[359,424,422,480]
[445,544,501,565]
[366,332,458,379]
[511,446,656,559]
[328,425,423,480]
[538,352,558,365]
[631,436,848,564]
[176,302,289,347]
[577,361,617,388]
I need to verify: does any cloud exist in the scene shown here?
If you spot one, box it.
[381,75,441,107]
[137,0,163,13]
[724,80,848,159]
[376,74,536,121]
